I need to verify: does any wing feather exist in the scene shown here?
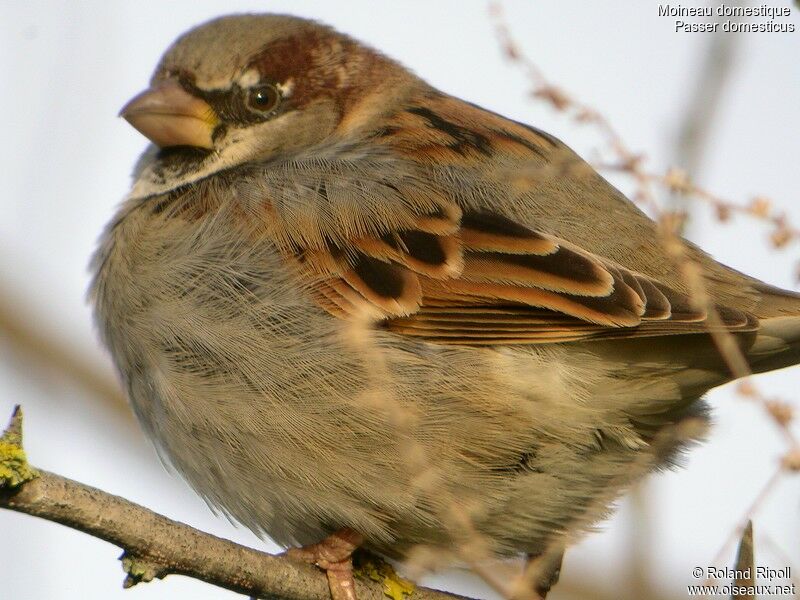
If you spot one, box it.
[262,96,756,345]
[280,202,755,343]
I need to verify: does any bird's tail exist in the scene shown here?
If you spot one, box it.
[748,316,800,374]
[748,281,800,374]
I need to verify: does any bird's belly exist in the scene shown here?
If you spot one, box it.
[91,205,707,556]
[92,208,414,546]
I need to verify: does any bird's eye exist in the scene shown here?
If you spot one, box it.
[246,84,281,113]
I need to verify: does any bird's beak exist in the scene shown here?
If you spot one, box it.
[120,80,219,149]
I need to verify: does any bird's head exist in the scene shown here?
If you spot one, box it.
[121,14,417,198]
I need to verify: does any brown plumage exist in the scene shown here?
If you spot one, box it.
[91,13,800,597]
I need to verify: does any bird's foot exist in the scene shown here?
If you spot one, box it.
[286,528,364,600]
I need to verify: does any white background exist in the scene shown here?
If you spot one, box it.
[1,1,798,599]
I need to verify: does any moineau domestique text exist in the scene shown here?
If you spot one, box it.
[658,4,791,18]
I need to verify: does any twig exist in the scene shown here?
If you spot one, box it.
[489,2,799,252]
[0,406,468,600]
[732,521,754,600]
[488,0,800,473]
[488,0,799,589]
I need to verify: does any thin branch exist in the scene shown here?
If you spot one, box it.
[489,2,799,252]
[732,521,755,600]
[0,407,469,600]
[488,3,799,590]
[488,0,800,479]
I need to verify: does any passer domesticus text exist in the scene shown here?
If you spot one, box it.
[91,13,800,598]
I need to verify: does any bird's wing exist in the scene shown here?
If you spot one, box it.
[257,93,756,346]
[385,207,756,345]
[264,180,755,344]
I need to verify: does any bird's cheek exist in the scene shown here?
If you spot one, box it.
[287,101,342,144]
[251,108,340,157]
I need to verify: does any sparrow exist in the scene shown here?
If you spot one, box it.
[91,13,800,599]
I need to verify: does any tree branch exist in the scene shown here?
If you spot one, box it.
[0,406,469,600]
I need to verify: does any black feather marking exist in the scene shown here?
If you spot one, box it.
[461,210,546,240]
[652,282,705,321]
[380,233,402,251]
[565,280,643,322]
[493,129,548,159]
[399,231,447,265]
[463,100,560,148]
[352,255,405,299]
[636,277,671,317]
[493,447,541,474]
[407,106,492,156]
[509,120,560,148]
[477,249,603,285]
